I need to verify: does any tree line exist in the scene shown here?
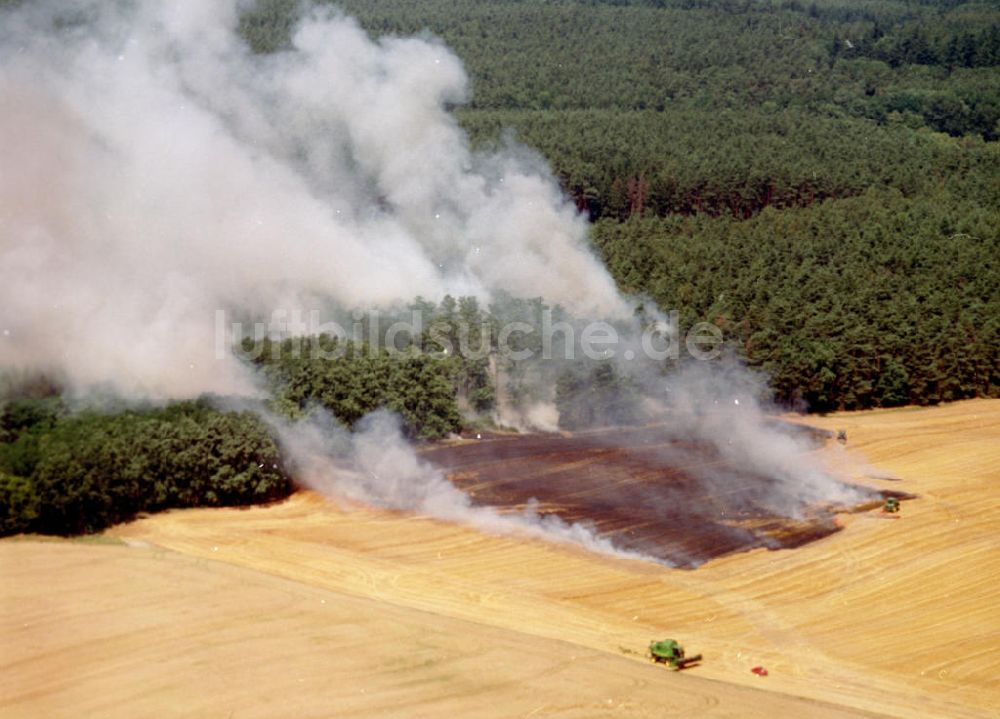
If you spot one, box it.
[0,398,291,536]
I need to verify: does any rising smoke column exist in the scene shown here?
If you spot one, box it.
[0,0,651,560]
[0,0,860,555]
[0,0,626,398]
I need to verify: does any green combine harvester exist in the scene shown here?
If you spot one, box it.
[883,497,900,513]
[648,639,702,670]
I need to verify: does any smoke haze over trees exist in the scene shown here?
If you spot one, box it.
[310,0,1000,409]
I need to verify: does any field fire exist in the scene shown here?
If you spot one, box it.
[422,423,911,567]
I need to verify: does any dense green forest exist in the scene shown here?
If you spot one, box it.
[248,336,465,439]
[241,0,999,410]
[593,188,998,409]
[0,398,291,536]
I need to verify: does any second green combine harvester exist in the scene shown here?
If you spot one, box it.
[648,639,702,670]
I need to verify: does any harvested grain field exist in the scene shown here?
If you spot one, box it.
[3,399,998,718]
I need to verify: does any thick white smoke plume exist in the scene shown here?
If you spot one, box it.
[0,0,626,397]
[275,409,652,563]
[0,0,861,558]
[651,364,865,516]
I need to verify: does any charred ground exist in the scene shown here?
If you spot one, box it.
[422,423,910,567]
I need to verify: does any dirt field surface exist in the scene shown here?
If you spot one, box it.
[3,399,998,718]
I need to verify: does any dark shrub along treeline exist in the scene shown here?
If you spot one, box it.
[0,398,292,536]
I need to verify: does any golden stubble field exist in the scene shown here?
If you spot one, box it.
[3,399,998,718]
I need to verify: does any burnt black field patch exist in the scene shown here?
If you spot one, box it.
[422,424,912,568]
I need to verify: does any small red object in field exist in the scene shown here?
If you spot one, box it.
[751,666,768,676]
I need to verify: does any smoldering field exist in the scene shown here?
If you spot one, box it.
[0,0,874,564]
